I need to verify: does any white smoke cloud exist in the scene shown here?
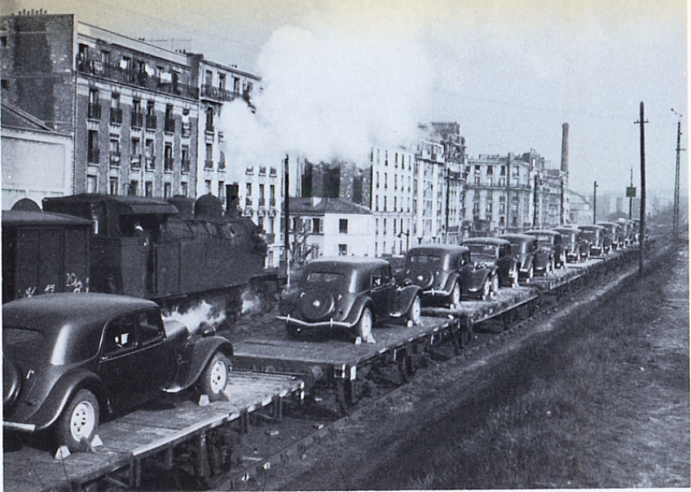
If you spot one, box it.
[218,1,437,169]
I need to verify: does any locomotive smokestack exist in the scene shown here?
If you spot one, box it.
[561,123,569,175]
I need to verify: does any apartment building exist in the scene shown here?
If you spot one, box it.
[1,12,201,201]
[414,138,447,244]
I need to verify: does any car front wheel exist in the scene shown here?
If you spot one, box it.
[56,389,99,453]
[449,283,461,308]
[201,352,231,401]
[356,307,375,343]
[407,295,422,325]
[481,277,492,301]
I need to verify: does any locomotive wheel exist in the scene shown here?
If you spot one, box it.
[201,353,231,401]
[56,389,99,453]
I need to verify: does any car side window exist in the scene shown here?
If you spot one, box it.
[103,314,138,356]
[138,309,164,345]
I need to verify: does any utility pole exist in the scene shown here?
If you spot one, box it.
[629,168,633,220]
[593,181,598,224]
[635,102,648,276]
[560,177,565,225]
[672,109,684,240]
[283,154,291,286]
[533,173,540,228]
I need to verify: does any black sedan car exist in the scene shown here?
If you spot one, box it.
[525,230,566,273]
[499,233,539,282]
[397,245,496,306]
[277,257,422,343]
[553,227,590,262]
[598,222,625,250]
[3,293,233,453]
[578,225,607,256]
[461,237,519,288]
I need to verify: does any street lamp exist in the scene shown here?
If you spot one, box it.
[593,181,598,224]
[397,229,411,252]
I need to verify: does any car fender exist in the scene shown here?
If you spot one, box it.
[180,337,234,389]
[441,272,461,293]
[24,369,103,432]
[395,284,422,314]
[343,295,375,325]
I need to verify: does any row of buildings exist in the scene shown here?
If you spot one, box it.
[1,11,588,266]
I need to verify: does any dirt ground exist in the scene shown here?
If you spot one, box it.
[252,244,690,490]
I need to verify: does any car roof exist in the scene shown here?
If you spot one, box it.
[305,256,390,273]
[578,224,605,230]
[554,227,581,234]
[526,229,559,236]
[461,237,511,246]
[3,293,158,335]
[407,244,469,255]
[499,233,536,242]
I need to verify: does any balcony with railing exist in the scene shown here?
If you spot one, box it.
[200,84,239,102]
[245,197,253,206]
[131,112,143,129]
[145,115,157,130]
[270,198,276,206]
[88,148,100,164]
[77,57,200,99]
[270,167,278,177]
[258,198,266,206]
[130,154,142,170]
[181,159,190,174]
[164,118,175,133]
[88,103,101,120]
[110,108,123,125]
[246,166,254,175]
[259,166,267,176]
[109,151,120,167]
[164,157,174,172]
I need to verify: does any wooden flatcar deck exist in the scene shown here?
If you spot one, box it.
[4,372,304,492]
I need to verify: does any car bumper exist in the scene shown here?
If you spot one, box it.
[4,421,36,432]
[422,286,454,297]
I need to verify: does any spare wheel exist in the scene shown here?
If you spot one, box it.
[299,290,336,321]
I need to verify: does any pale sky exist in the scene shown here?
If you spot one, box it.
[3,0,687,197]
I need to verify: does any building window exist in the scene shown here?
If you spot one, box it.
[131,138,141,169]
[219,151,226,170]
[312,218,321,233]
[132,99,143,128]
[384,196,387,212]
[487,165,493,175]
[164,143,173,172]
[259,184,265,206]
[501,166,506,176]
[164,182,172,198]
[270,184,276,206]
[109,177,119,195]
[145,181,153,197]
[109,136,120,167]
[246,183,252,196]
[180,182,188,197]
[88,130,100,163]
[205,143,213,169]
[205,70,213,86]
[145,101,156,130]
[88,89,101,120]
[339,244,348,256]
[339,219,348,234]
[110,93,122,124]
[205,106,214,132]
[181,145,190,173]
[128,180,139,196]
[87,175,98,193]
[219,73,226,89]
[145,139,155,170]
[218,181,225,200]
[233,77,240,93]
[376,172,380,188]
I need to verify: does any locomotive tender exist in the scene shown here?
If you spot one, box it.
[4,194,277,315]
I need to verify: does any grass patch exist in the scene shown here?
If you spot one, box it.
[405,247,689,489]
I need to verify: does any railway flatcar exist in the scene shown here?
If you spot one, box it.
[40,193,276,314]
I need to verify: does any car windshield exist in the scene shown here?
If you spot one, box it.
[507,241,528,255]
[559,233,574,244]
[580,230,596,240]
[3,327,44,364]
[466,244,498,261]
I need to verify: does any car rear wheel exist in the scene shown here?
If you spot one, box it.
[56,389,99,453]
[356,307,374,343]
[201,352,231,401]
[449,283,461,308]
[407,295,422,325]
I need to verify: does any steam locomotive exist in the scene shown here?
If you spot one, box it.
[3,194,279,316]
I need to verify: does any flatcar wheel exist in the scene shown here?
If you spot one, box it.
[201,353,231,401]
[56,389,99,453]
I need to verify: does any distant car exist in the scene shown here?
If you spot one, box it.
[397,245,496,307]
[553,227,590,263]
[618,219,637,245]
[3,293,233,453]
[499,233,539,282]
[578,225,607,256]
[525,230,566,273]
[277,257,422,342]
[598,222,625,249]
[461,237,519,288]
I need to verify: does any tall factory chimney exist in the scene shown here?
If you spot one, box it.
[560,123,569,176]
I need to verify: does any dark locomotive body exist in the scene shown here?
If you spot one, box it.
[5,194,275,315]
